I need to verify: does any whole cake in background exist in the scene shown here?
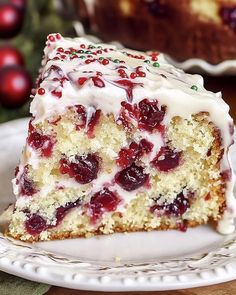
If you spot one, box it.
[71,0,236,64]
[5,33,236,242]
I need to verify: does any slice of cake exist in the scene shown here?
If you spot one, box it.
[7,33,235,242]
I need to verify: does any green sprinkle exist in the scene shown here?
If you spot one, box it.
[80,55,86,59]
[153,62,160,68]
[70,51,77,55]
[191,85,198,91]
[78,50,84,54]
[144,60,151,63]
[98,46,103,49]
[99,57,104,60]
[113,59,120,63]
[85,50,92,54]
[89,45,96,49]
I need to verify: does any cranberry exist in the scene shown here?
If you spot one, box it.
[115,163,149,191]
[117,139,153,168]
[55,199,81,225]
[151,146,182,172]
[78,77,88,86]
[117,142,140,168]
[89,188,120,221]
[59,153,99,184]
[139,139,154,154]
[28,132,54,157]
[138,99,166,132]
[147,0,169,18]
[151,192,190,217]
[19,166,37,196]
[87,109,101,138]
[25,214,47,236]
[166,193,190,216]
[92,77,105,88]
[220,6,236,32]
[51,89,62,99]
[75,104,87,130]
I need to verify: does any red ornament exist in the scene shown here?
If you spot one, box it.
[0,66,32,109]
[10,0,26,12]
[0,4,24,39]
[0,45,24,69]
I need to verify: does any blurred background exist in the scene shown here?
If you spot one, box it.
[0,0,235,123]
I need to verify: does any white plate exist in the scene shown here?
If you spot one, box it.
[0,118,236,291]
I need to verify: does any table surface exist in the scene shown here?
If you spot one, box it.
[44,75,236,295]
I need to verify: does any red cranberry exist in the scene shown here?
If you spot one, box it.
[0,45,24,69]
[51,89,62,99]
[78,77,88,86]
[151,192,190,217]
[0,4,24,39]
[166,192,190,217]
[59,153,99,184]
[18,166,37,196]
[116,139,153,168]
[92,77,105,88]
[0,66,32,109]
[25,214,47,236]
[55,199,81,225]
[87,109,101,138]
[75,104,87,130]
[115,163,149,191]
[139,139,154,154]
[28,132,54,157]
[89,188,120,221]
[151,146,182,172]
[138,99,166,132]
[117,142,140,168]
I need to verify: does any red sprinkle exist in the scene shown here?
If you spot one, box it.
[130,72,137,79]
[138,71,146,77]
[56,33,61,40]
[38,88,45,95]
[48,35,55,42]
[57,47,64,52]
[102,59,109,65]
[81,44,86,49]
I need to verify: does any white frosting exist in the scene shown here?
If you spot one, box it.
[22,34,236,234]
